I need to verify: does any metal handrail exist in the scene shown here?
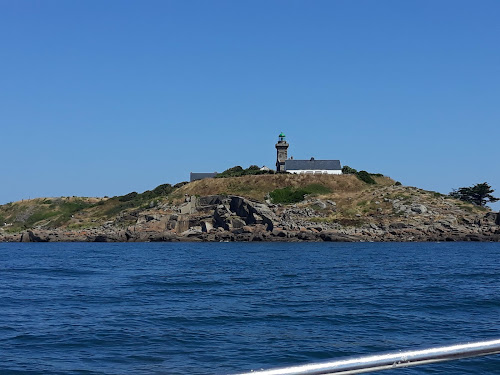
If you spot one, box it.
[236,338,500,375]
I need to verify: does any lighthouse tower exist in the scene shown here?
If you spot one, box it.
[275,132,289,172]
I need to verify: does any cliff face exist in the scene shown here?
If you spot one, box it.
[1,175,499,242]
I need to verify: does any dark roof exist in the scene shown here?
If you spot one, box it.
[190,172,218,182]
[285,159,341,171]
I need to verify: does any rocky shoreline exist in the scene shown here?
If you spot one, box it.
[2,193,499,243]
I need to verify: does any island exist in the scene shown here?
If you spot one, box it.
[1,172,499,243]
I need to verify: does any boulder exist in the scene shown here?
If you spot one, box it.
[272,229,288,237]
[181,227,203,238]
[20,230,47,242]
[206,195,277,231]
[411,204,428,214]
[483,212,499,225]
[201,220,214,232]
[230,217,246,229]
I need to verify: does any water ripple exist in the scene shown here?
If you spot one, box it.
[0,242,499,374]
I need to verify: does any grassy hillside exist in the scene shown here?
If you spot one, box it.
[0,173,489,233]
[172,174,393,202]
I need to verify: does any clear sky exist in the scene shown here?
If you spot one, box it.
[1,0,499,209]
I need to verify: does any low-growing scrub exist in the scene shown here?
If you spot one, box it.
[216,165,275,178]
[356,171,376,184]
[112,183,178,205]
[269,184,332,204]
[342,165,378,184]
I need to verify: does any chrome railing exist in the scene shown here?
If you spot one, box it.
[236,338,500,375]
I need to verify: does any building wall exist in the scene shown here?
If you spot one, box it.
[287,170,342,175]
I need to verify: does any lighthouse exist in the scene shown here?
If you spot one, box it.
[275,132,289,172]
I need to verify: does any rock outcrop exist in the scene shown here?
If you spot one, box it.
[5,193,498,243]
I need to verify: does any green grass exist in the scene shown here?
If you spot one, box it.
[303,183,332,195]
[269,184,332,204]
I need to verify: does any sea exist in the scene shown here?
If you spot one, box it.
[1,242,499,375]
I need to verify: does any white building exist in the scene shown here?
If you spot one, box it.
[285,157,342,175]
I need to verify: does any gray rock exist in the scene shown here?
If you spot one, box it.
[181,227,203,237]
[20,230,47,242]
[230,217,246,229]
[483,212,499,225]
[201,220,214,232]
[411,204,428,214]
[312,200,327,209]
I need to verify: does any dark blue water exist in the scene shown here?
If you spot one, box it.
[1,242,499,375]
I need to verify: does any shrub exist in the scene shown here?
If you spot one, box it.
[342,165,358,174]
[343,165,380,184]
[216,165,274,178]
[216,166,244,178]
[269,184,332,204]
[152,183,174,196]
[356,171,376,184]
[173,181,188,189]
[269,187,308,204]
[395,181,402,186]
[119,192,138,202]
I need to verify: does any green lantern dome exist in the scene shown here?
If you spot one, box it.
[279,132,286,138]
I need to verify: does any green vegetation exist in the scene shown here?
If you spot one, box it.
[216,165,274,178]
[96,182,189,218]
[342,165,358,174]
[356,171,376,184]
[115,183,178,203]
[450,182,499,207]
[269,184,332,204]
[304,183,333,195]
[2,198,95,230]
[342,165,378,184]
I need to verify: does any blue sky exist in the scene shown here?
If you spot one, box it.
[1,0,499,209]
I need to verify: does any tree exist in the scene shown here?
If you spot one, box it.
[449,182,499,207]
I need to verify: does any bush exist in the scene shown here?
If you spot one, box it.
[217,166,244,178]
[173,181,188,189]
[342,165,358,174]
[269,184,332,204]
[152,183,174,196]
[216,165,274,178]
[343,165,380,184]
[119,192,138,202]
[115,183,179,204]
[395,181,402,186]
[269,187,308,204]
[357,171,376,184]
